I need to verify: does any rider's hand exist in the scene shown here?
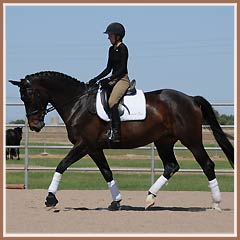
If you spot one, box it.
[88,78,98,86]
[100,78,110,88]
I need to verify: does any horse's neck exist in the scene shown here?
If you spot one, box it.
[32,74,86,125]
[47,84,86,125]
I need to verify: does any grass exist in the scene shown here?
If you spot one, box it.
[5,142,234,191]
[13,142,228,158]
[6,156,232,169]
[6,172,234,192]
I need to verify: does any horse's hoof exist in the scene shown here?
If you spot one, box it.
[145,194,155,210]
[45,192,58,207]
[108,201,121,211]
[212,202,222,212]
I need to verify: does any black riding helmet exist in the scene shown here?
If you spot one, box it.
[104,22,125,39]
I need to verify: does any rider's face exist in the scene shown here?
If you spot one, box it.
[108,33,116,45]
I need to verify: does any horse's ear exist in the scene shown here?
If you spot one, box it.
[9,80,21,87]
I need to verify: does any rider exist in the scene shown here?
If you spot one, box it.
[89,22,130,143]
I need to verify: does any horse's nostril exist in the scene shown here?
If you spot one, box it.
[29,122,45,132]
[34,127,41,132]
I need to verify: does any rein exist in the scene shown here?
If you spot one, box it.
[41,84,98,117]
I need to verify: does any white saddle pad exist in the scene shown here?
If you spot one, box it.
[96,89,146,122]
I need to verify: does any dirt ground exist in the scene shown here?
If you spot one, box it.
[5,190,235,237]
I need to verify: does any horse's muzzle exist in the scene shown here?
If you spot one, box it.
[29,121,45,132]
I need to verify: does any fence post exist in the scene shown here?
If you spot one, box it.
[24,118,29,189]
[151,142,155,185]
[41,127,48,156]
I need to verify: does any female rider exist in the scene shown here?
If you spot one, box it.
[89,22,130,143]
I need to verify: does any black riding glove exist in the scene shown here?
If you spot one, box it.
[100,78,111,88]
[88,78,98,86]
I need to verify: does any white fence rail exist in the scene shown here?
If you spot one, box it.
[5,102,234,189]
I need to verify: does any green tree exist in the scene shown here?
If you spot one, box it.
[218,114,234,125]
[213,110,234,125]
[9,119,25,124]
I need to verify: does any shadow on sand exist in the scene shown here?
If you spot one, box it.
[62,205,230,212]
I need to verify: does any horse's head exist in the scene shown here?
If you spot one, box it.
[10,78,49,132]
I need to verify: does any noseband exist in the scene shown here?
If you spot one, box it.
[26,105,55,118]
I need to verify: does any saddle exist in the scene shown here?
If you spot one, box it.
[100,80,137,116]
[87,79,144,120]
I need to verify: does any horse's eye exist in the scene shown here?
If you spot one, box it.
[26,89,33,95]
[21,94,28,102]
[20,88,33,102]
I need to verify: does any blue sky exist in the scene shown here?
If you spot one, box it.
[5,4,235,123]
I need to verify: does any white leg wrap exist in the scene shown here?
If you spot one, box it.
[208,178,221,203]
[149,175,168,196]
[48,172,62,194]
[107,180,122,202]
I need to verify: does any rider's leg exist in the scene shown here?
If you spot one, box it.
[108,104,121,142]
[107,75,130,142]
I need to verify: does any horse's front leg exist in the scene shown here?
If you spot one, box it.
[17,148,20,160]
[45,142,88,207]
[88,150,122,211]
[6,148,9,160]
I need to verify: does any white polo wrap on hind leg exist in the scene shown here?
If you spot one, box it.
[208,178,221,203]
[48,172,62,194]
[149,175,168,196]
[107,180,122,202]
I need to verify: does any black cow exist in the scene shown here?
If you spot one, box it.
[6,127,23,160]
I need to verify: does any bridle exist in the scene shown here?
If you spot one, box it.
[20,83,97,119]
[26,105,56,118]
[20,86,54,119]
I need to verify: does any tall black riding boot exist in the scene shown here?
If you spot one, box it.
[108,104,121,142]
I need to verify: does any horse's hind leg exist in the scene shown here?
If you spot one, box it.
[146,142,180,209]
[184,142,221,210]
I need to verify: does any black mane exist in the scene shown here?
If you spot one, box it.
[24,71,84,86]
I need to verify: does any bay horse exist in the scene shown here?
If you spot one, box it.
[10,71,234,211]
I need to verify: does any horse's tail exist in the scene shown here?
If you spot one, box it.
[194,96,234,168]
